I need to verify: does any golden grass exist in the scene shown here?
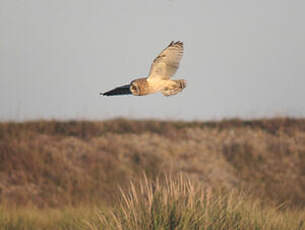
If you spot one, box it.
[89,174,305,230]
[1,175,304,230]
[0,118,305,229]
[0,206,92,230]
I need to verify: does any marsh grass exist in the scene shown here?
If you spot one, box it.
[1,118,305,229]
[90,175,305,230]
[0,206,93,230]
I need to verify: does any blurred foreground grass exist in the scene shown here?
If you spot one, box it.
[0,175,304,230]
[0,118,305,229]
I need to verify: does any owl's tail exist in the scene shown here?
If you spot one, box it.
[161,79,187,96]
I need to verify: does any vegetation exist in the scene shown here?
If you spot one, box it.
[92,175,305,230]
[0,118,305,229]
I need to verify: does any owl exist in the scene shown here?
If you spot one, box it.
[101,41,186,97]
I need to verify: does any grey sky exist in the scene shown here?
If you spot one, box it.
[0,0,304,121]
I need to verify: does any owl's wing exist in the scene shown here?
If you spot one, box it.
[101,84,132,96]
[148,41,184,80]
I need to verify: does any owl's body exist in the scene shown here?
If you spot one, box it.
[101,41,187,97]
[130,77,186,96]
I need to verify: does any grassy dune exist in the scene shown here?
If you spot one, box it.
[0,118,305,229]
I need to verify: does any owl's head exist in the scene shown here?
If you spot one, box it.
[130,80,140,96]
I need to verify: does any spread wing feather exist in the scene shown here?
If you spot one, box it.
[148,41,184,80]
[101,84,132,96]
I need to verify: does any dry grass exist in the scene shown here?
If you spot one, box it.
[0,118,305,229]
[1,118,305,208]
[92,174,305,230]
[0,206,91,230]
[1,175,304,230]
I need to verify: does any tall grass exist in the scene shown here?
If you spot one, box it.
[0,206,93,230]
[1,175,304,230]
[1,118,305,208]
[91,175,305,230]
[1,118,305,229]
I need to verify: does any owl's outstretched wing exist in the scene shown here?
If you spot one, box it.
[148,41,184,80]
[101,84,132,96]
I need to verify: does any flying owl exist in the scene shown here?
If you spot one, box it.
[101,41,186,97]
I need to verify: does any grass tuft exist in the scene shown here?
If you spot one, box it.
[92,174,305,230]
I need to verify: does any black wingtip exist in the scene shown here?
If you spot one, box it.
[169,41,183,47]
[100,92,111,96]
[100,84,132,96]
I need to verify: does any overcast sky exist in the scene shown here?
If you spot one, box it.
[0,0,304,121]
